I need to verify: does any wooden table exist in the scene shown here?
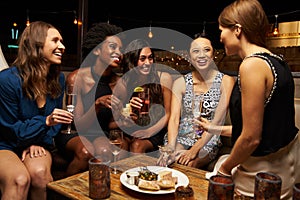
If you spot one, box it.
[47,154,209,199]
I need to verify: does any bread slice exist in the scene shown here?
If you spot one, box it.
[138,179,160,191]
[158,171,172,180]
[157,179,176,189]
[157,170,177,190]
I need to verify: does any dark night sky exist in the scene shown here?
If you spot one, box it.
[0,0,299,54]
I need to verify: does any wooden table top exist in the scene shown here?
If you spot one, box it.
[47,154,209,200]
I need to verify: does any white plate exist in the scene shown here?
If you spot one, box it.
[120,166,189,194]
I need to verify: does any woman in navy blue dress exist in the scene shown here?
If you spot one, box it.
[0,21,71,200]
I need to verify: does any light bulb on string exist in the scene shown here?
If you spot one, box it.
[73,18,78,24]
[148,21,153,39]
[73,10,78,24]
[273,14,279,36]
[26,9,30,26]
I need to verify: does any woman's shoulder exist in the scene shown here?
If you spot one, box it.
[173,75,185,88]
[74,67,94,84]
[220,73,236,90]
[222,73,236,82]
[0,66,20,83]
[0,67,21,94]
[158,70,172,79]
[76,67,91,77]
[158,70,173,83]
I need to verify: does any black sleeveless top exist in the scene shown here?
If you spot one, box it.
[230,52,298,156]
[81,66,115,136]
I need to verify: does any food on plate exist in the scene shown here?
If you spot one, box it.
[138,168,158,181]
[157,179,176,189]
[158,171,172,180]
[138,179,160,191]
[157,170,178,189]
[137,169,178,191]
[126,171,139,185]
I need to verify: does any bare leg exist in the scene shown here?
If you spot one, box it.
[23,149,52,200]
[0,150,30,200]
[130,139,154,153]
[93,136,113,161]
[65,136,94,176]
[93,136,129,161]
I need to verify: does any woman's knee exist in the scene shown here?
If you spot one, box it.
[79,136,95,155]
[13,173,31,189]
[93,137,111,155]
[130,139,146,153]
[68,136,95,155]
[0,173,30,199]
[75,146,93,162]
[30,166,53,187]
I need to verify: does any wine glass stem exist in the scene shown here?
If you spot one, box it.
[113,155,117,173]
[67,124,71,134]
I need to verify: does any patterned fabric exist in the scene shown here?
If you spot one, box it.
[177,72,223,160]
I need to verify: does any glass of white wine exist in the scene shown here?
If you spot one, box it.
[192,92,204,139]
[61,84,77,134]
[108,129,123,174]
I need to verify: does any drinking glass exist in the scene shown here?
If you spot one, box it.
[208,175,235,200]
[132,86,150,114]
[254,171,282,200]
[175,185,195,200]
[88,156,111,199]
[132,86,150,126]
[192,93,204,139]
[61,84,77,134]
[158,145,174,167]
[138,87,150,115]
[108,129,123,174]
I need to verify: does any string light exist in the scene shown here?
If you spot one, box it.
[73,10,78,24]
[26,9,30,26]
[273,14,279,36]
[148,21,153,39]
[25,9,79,26]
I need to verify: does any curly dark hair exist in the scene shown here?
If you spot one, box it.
[82,22,123,59]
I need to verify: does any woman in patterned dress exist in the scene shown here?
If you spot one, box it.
[158,33,235,168]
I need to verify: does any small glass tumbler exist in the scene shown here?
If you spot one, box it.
[208,175,235,200]
[138,87,150,115]
[88,157,111,199]
[175,185,195,200]
[293,183,300,200]
[254,172,282,200]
